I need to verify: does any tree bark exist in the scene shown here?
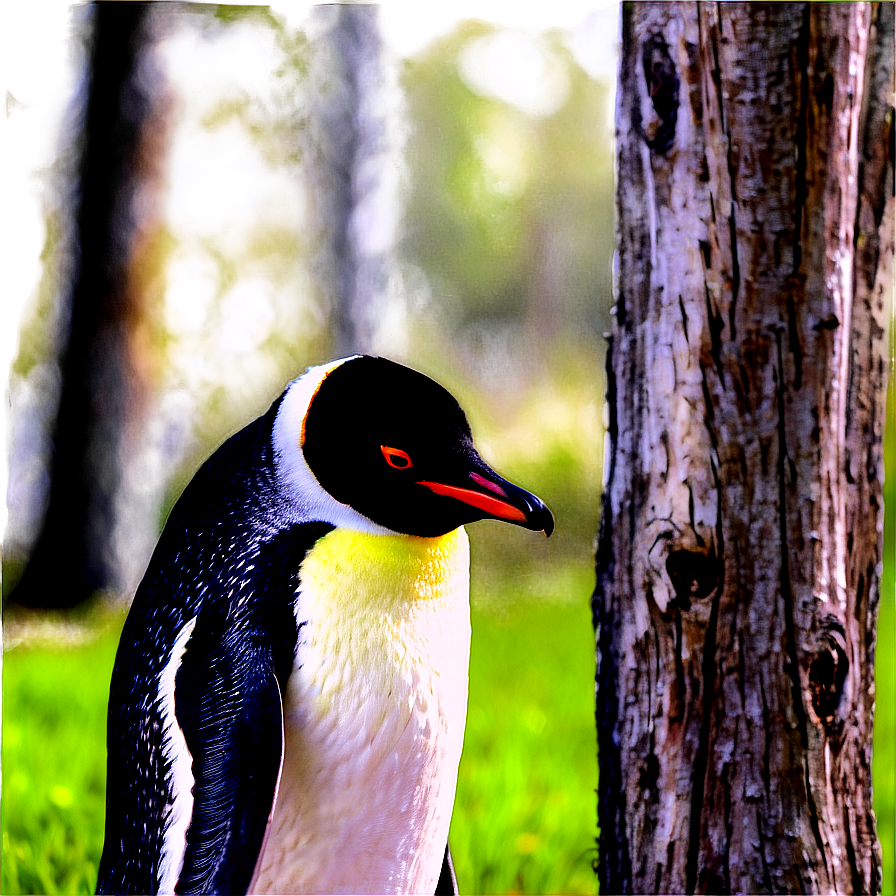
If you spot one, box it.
[593,3,893,893]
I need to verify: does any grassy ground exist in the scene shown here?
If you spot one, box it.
[1,555,892,895]
[877,582,895,896]
[1,613,117,894]
[452,563,597,894]
[0,561,598,896]
[877,358,895,896]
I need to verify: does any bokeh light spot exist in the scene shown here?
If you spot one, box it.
[171,132,277,232]
[485,31,544,103]
[220,279,274,354]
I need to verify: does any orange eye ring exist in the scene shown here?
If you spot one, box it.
[381,446,413,469]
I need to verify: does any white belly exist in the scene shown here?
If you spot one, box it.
[251,527,471,895]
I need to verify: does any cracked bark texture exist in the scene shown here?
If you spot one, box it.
[593,4,893,893]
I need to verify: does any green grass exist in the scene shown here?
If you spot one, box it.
[1,611,119,895]
[1,553,892,895]
[877,356,895,896]
[877,581,895,896]
[451,562,597,895]
[0,565,598,896]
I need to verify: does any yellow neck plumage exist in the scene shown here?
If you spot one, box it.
[295,526,471,706]
[257,526,472,894]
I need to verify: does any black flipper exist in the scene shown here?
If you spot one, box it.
[436,843,458,895]
[173,616,284,895]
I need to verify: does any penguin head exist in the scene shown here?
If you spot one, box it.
[277,356,554,538]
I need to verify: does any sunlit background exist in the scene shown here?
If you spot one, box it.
[1,3,892,895]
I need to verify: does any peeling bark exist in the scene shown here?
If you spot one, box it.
[594,4,893,893]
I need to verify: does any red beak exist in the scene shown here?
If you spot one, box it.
[417,469,554,535]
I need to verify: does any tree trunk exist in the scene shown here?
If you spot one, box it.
[305,3,400,357]
[8,3,167,608]
[593,3,893,893]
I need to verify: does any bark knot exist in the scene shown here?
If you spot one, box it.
[665,546,720,609]
[808,626,849,729]
[641,33,679,155]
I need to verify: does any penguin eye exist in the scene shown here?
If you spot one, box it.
[381,446,413,469]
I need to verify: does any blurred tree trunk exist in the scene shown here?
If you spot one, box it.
[593,3,893,893]
[305,3,400,357]
[9,3,167,608]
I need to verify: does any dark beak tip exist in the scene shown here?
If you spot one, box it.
[524,498,554,537]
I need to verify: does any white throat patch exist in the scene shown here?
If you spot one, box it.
[272,358,393,536]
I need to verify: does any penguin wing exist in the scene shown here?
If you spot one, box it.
[171,616,285,895]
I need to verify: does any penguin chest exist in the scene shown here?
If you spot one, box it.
[252,527,471,895]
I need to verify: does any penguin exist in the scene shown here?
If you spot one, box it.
[96,355,553,896]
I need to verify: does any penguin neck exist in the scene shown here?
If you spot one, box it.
[290,525,472,734]
[255,525,471,894]
[300,526,468,613]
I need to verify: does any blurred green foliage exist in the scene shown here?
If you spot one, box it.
[451,343,604,586]
[401,21,614,344]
